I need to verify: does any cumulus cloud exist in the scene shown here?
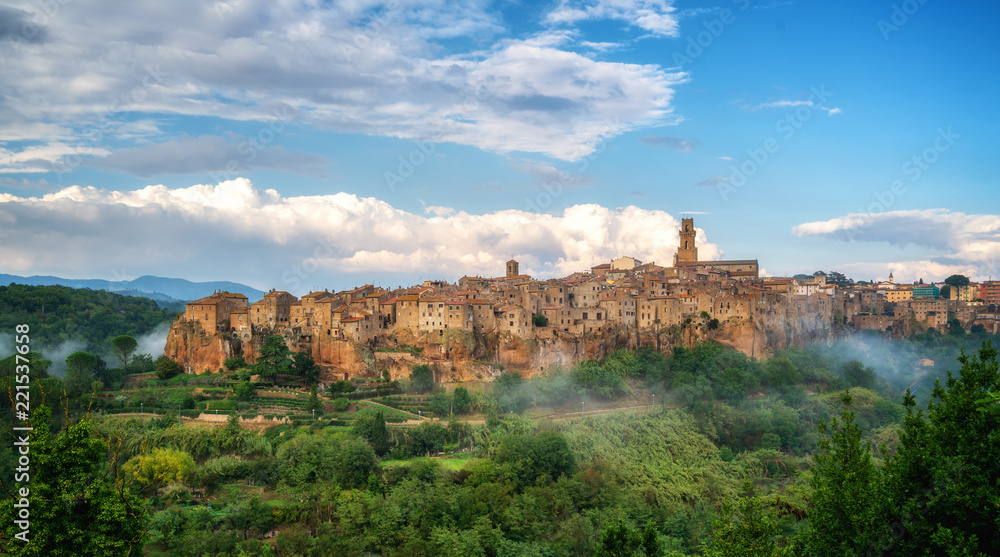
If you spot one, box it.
[0,0,685,168]
[793,209,1000,282]
[0,178,721,293]
[84,135,328,178]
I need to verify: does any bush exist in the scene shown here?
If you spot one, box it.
[223,355,246,371]
[410,365,435,394]
[233,381,256,401]
[328,380,355,395]
[332,397,350,411]
[155,356,181,380]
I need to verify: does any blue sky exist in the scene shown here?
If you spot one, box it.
[1,0,998,294]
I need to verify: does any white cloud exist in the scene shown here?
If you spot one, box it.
[638,135,697,151]
[510,159,592,189]
[84,135,328,178]
[0,0,685,167]
[0,178,721,292]
[743,99,841,116]
[547,0,680,37]
[793,209,1000,282]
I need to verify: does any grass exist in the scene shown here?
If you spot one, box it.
[355,400,422,422]
[381,453,479,472]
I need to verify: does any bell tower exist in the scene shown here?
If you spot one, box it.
[674,218,698,265]
[506,259,519,278]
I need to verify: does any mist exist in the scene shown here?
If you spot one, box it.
[1,322,172,378]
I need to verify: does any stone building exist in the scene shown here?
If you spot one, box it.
[184,291,249,333]
[250,290,296,328]
[671,218,759,278]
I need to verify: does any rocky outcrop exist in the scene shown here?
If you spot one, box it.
[164,312,839,381]
[164,320,239,374]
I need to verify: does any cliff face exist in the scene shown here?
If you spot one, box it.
[164,320,238,374]
[164,313,840,380]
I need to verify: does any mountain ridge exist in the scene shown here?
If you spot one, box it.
[0,273,266,304]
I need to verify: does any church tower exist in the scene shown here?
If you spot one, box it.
[674,218,698,265]
[506,259,519,278]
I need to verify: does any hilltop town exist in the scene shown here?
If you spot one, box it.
[165,218,1000,382]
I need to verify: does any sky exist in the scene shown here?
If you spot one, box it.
[1,0,998,295]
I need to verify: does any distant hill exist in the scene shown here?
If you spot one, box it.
[0,283,180,354]
[0,273,265,304]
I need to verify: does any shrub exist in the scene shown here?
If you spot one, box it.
[332,397,350,411]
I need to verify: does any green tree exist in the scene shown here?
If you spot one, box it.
[131,353,155,374]
[123,448,196,495]
[943,274,970,287]
[233,381,256,401]
[327,380,355,395]
[333,437,377,488]
[0,406,149,555]
[595,519,660,557]
[453,386,473,414]
[292,351,320,385]
[65,350,97,376]
[704,483,797,557]
[255,335,292,380]
[305,385,324,416]
[494,370,527,412]
[838,360,877,390]
[410,364,435,394]
[155,355,181,380]
[532,314,548,327]
[880,341,1000,556]
[64,351,99,397]
[110,334,138,371]
[353,409,389,456]
[804,391,884,557]
[764,357,801,391]
[223,355,246,371]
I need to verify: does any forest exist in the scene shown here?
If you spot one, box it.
[0,283,179,354]
[0,285,998,556]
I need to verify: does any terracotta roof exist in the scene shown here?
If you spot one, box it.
[264,290,291,297]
